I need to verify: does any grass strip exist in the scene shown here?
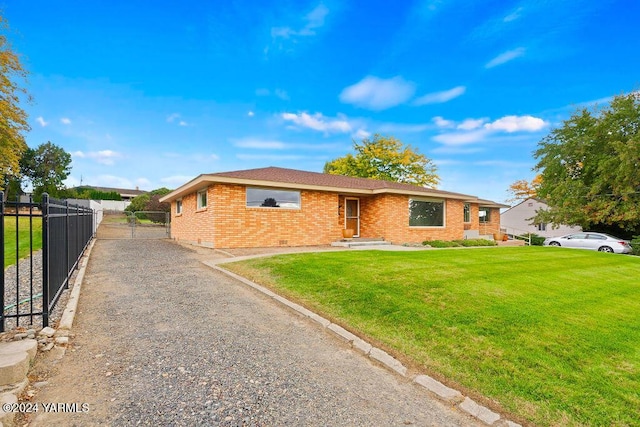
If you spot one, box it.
[224,247,640,426]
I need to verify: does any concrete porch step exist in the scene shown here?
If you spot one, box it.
[331,238,392,248]
[0,339,38,427]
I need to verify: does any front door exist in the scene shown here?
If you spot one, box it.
[345,198,360,237]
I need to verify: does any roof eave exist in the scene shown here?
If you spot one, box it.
[159,175,478,202]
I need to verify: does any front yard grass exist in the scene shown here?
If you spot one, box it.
[3,216,43,268]
[224,247,640,426]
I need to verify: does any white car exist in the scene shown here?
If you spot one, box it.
[543,232,633,254]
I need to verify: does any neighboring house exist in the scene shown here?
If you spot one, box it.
[160,166,508,249]
[500,197,581,238]
[73,185,147,201]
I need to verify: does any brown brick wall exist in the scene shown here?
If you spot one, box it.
[171,184,342,248]
[171,184,500,248]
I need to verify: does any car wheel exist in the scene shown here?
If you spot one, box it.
[598,246,614,253]
[549,242,561,247]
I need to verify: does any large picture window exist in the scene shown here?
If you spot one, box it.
[409,199,444,227]
[246,188,301,209]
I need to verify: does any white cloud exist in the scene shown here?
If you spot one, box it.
[36,116,48,127]
[414,86,466,105]
[234,138,286,149]
[167,113,189,126]
[73,150,122,165]
[432,114,547,146]
[433,129,490,145]
[282,112,352,133]
[353,129,371,139]
[248,111,255,117]
[503,7,523,22]
[272,4,329,40]
[339,76,415,110]
[60,117,72,125]
[483,115,547,132]
[485,47,526,68]
[433,116,455,128]
[457,118,486,130]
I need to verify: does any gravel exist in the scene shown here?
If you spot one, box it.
[30,239,480,426]
[2,251,72,331]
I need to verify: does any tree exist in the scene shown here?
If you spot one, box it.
[20,141,72,199]
[0,16,30,191]
[125,187,171,223]
[533,92,640,231]
[324,134,439,187]
[506,175,542,203]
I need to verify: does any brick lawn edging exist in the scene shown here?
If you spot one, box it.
[207,260,524,427]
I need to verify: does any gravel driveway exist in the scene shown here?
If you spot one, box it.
[29,238,479,426]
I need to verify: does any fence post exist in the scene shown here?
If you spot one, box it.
[65,200,70,289]
[0,191,4,332]
[41,193,50,328]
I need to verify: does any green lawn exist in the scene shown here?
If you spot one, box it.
[3,216,43,268]
[224,247,640,427]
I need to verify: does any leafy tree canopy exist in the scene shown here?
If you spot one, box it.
[0,16,30,190]
[534,92,640,230]
[506,175,542,204]
[21,141,72,199]
[324,134,439,187]
[125,188,171,212]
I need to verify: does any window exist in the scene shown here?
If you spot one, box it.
[176,199,183,214]
[409,199,444,227]
[246,188,301,209]
[479,207,491,223]
[463,203,471,223]
[197,189,208,210]
[537,223,546,231]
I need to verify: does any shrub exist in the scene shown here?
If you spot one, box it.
[631,235,640,256]
[423,239,496,248]
[529,234,546,246]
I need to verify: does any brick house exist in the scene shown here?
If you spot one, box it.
[159,166,507,249]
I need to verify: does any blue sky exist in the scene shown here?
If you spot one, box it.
[4,0,639,204]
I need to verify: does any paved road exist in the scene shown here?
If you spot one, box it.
[30,239,479,426]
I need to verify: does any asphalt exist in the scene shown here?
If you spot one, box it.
[29,238,481,426]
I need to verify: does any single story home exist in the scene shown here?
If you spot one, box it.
[159,166,508,249]
[500,197,581,238]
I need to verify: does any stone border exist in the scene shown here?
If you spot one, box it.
[207,261,523,427]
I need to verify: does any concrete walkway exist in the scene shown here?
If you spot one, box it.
[29,239,481,426]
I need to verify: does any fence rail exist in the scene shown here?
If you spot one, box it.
[1,192,95,331]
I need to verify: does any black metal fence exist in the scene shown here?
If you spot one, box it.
[1,192,95,331]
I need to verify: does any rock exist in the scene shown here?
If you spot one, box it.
[55,336,69,345]
[13,333,28,340]
[42,342,54,351]
[39,327,56,338]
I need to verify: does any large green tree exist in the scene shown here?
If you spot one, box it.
[21,141,72,199]
[324,134,439,187]
[534,92,640,231]
[0,16,30,192]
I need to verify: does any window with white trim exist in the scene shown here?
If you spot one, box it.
[246,187,301,209]
[176,199,183,214]
[409,199,444,227]
[197,189,208,210]
[463,203,471,223]
[479,207,491,223]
